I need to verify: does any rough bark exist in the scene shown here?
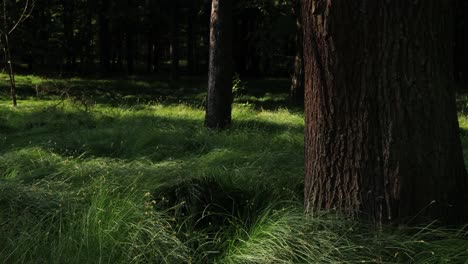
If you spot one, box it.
[290,0,304,102]
[303,0,468,224]
[205,0,233,129]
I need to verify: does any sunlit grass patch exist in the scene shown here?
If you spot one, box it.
[0,81,467,263]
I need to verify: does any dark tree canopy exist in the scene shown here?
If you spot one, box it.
[5,0,296,78]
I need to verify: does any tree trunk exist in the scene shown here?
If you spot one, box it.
[81,1,94,73]
[146,32,153,73]
[205,0,233,129]
[170,0,180,80]
[187,0,197,75]
[454,0,468,87]
[303,0,468,224]
[126,30,134,75]
[2,34,17,107]
[290,0,304,102]
[98,0,110,74]
[153,40,160,74]
[61,0,75,71]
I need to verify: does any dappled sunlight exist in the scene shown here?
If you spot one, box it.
[1,81,467,263]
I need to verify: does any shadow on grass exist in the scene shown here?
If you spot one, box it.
[1,75,302,111]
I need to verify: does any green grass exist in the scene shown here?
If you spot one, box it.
[0,74,467,263]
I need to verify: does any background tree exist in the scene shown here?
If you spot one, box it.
[0,0,35,107]
[454,0,468,87]
[303,0,468,224]
[61,0,75,71]
[290,0,304,102]
[204,0,233,129]
[169,0,180,80]
[2,0,298,79]
[98,0,111,74]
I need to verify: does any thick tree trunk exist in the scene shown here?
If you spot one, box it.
[303,0,468,224]
[290,0,304,102]
[205,0,233,129]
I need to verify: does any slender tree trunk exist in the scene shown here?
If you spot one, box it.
[126,30,134,75]
[0,0,17,107]
[303,0,468,224]
[187,0,197,75]
[115,33,124,72]
[81,2,93,73]
[2,35,17,107]
[153,40,160,74]
[290,0,304,102]
[170,0,180,80]
[233,16,245,74]
[146,32,153,73]
[98,0,110,74]
[61,0,75,70]
[205,0,233,129]
[454,0,468,87]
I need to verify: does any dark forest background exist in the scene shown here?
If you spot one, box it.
[9,0,297,79]
[1,1,468,263]
[4,0,468,96]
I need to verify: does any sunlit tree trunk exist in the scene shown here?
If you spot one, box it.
[303,0,468,224]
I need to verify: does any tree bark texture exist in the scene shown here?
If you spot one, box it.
[205,0,233,129]
[303,0,468,224]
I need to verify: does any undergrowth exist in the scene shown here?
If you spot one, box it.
[0,75,467,263]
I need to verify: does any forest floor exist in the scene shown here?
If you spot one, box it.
[0,74,467,263]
